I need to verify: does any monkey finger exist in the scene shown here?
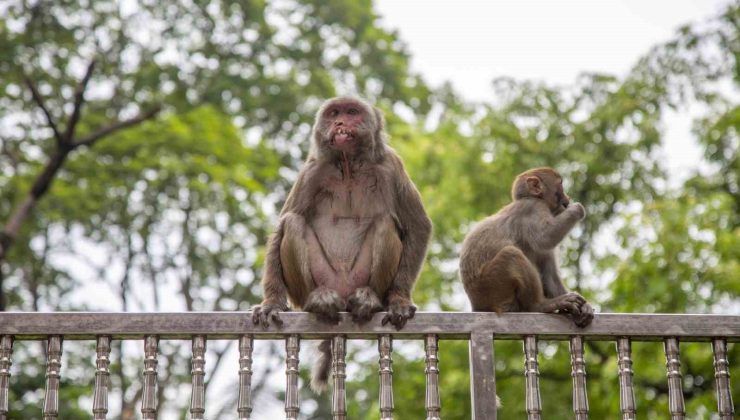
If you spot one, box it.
[251,307,262,325]
[381,313,392,326]
[270,311,284,327]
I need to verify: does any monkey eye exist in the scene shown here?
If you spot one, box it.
[347,108,359,115]
[329,109,339,117]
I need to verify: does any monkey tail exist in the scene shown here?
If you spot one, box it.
[310,339,332,394]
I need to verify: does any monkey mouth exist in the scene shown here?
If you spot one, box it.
[332,128,354,146]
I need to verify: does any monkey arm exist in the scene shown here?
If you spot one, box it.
[540,255,568,297]
[388,156,432,304]
[534,203,585,251]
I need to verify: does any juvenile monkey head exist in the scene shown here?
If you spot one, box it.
[512,167,571,214]
[311,96,386,161]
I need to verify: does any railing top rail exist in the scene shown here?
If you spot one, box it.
[0,312,737,341]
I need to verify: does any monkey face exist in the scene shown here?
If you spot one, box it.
[550,180,571,215]
[320,100,373,152]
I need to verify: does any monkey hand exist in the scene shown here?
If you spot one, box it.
[569,202,586,220]
[382,300,417,330]
[252,301,290,329]
[304,287,346,325]
[572,301,594,328]
[347,287,384,324]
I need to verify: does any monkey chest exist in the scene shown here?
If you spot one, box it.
[314,171,387,219]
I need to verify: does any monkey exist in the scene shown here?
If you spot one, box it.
[459,167,594,327]
[251,96,432,392]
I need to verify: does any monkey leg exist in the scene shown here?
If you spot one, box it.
[363,217,415,329]
[467,245,544,312]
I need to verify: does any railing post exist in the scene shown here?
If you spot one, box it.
[616,338,636,420]
[569,336,589,420]
[378,335,394,420]
[93,336,111,420]
[663,337,685,420]
[237,335,254,420]
[469,329,496,420]
[424,334,441,420]
[190,336,206,419]
[332,336,347,420]
[711,338,734,419]
[285,335,300,420]
[141,335,159,420]
[43,336,63,420]
[0,336,13,420]
[523,336,542,420]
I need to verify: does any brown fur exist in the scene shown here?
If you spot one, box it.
[460,167,594,327]
[252,97,432,392]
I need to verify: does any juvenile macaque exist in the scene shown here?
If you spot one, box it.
[459,167,593,327]
[252,96,432,392]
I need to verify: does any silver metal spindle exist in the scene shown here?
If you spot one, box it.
[569,336,589,420]
[93,336,111,420]
[523,336,542,420]
[711,338,734,419]
[141,335,159,420]
[378,335,394,420]
[237,335,254,420]
[0,336,13,420]
[664,337,685,420]
[190,336,206,419]
[469,330,496,420]
[285,335,300,420]
[616,338,636,420]
[332,336,347,420]
[43,336,63,420]
[424,334,441,420]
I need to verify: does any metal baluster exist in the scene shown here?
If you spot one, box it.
[664,338,685,420]
[190,336,206,419]
[93,336,111,420]
[141,336,159,420]
[569,336,589,420]
[378,335,394,420]
[523,336,542,420]
[616,338,636,420]
[0,336,13,420]
[43,336,63,420]
[469,330,496,420]
[424,334,441,420]
[285,335,300,420]
[332,336,347,420]
[711,339,734,420]
[237,335,254,420]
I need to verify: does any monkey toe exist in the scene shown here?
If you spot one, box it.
[347,287,383,324]
[305,288,346,325]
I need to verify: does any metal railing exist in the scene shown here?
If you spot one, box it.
[0,312,736,419]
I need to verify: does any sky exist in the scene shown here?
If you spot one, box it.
[374,0,734,181]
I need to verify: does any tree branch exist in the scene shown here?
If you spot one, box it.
[63,59,97,144]
[74,106,162,148]
[23,76,64,145]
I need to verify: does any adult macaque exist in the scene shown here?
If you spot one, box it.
[252,96,432,391]
[459,167,594,327]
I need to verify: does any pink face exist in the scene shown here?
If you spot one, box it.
[323,102,367,150]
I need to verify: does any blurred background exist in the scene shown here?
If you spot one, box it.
[0,0,737,418]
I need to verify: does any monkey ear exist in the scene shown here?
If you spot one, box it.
[525,176,543,197]
[373,107,386,142]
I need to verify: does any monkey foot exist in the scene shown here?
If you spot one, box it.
[571,301,594,327]
[347,287,383,323]
[251,302,290,329]
[382,300,417,330]
[305,287,346,324]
